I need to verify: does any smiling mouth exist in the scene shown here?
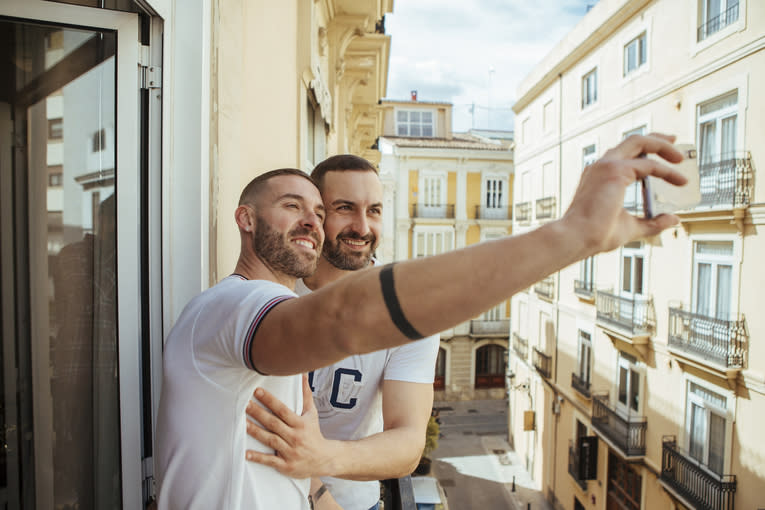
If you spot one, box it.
[341,238,368,247]
[293,238,316,250]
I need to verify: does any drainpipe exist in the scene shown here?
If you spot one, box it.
[552,72,564,502]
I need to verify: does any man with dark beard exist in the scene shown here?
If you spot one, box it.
[156,133,689,510]
[245,155,439,510]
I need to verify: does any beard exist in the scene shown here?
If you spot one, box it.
[253,216,319,279]
[322,229,377,271]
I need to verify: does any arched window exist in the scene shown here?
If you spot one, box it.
[475,344,506,389]
[434,348,446,390]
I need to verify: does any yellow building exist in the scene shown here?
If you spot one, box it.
[378,99,515,400]
[509,1,764,509]
[0,0,391,506]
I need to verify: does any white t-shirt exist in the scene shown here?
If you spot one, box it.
[156,275,309,510]
[295,279,440,510]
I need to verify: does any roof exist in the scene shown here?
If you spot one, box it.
[380,99,453,106]
[381,133,511,151]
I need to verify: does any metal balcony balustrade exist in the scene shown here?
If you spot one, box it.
[660,436,736,510]
[697,153,753,209]
[591,393,647,457]
[410,203,455,219]
[595,290,655,337]
[470,319,510,337]
[574,279,594,299]
[535,196,556,220]
[568,440,588,490]
[571,372,591,398]
[668,307,747,368]
[534,276,555,300]
[515,201,531,222]
[475,204,510,220]
[698,3,739,41]
[381,476,417,510]
[532,347,552,379]
[512,332,528,360]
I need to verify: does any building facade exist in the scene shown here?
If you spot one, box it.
[0,0,391,507]
[378,99,514,401]
[509,1,764,509]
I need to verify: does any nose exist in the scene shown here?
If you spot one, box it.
[302,210,324,240]
[349,210,370,236]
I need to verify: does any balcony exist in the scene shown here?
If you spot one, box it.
[591,393,646,458]
[381,476,417,510]
[571,372,591,398]
[595,290,655,339]
[475,204,510,220]
[697,3,739,41]
[696,153,753,209]
[470,319,510,338]
[660,436,736,510]
[535,196,556,220]
[410,203,455,219]
[534,276,555,301]
[512,332,528,360]
[668,307,747,372]
[515,201,531,223]
[532,347,552,379]
[574,279,594,300]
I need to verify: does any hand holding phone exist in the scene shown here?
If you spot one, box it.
[641,144,700,219]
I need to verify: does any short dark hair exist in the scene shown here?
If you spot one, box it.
[239,168,317,206]
[310,155,378,192]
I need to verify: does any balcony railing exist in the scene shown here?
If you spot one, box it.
[591,393,646,457]
[410,203,455,219]
[571,372,591,398]
[698,3,739,41]
[574,279,594,299]
[661,436,736,510]
[515,201,531,223]
[568,441,588,490]
[512,332,528,360]
[534,276,555,300]
[381,476,417,510]
[697,153,753,209]
[533,347,552,379]
[470,319,510,337]
[536,196,556,220]
[596,290,655,337]
[475,205,510,220]
[668,307,747,369]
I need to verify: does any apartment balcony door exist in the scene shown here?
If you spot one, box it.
[0,2,158,508]
[619,242,645,324]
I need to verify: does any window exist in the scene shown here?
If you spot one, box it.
[543,100,554,133]
[417,172,448,217]
[686,382,727,475]
[412,226,454,258]
[622,127,646,212]
[48,165,63,187]
[396,110,434,137]
[620,241,645,297]
[541,162,555,199]
[579,256,594,293]
[434,348,446,390]
[475,344,506,389]
[623,32,647,76]
[698,0,740,42]
[481,175,507,219]
[693,241,733,320]
[607,451,642,510]
[48,118,63,140]
[581,68,597,108]
[582,144,597,169]
[617,353,640,414]
[698,91,738,165]
[485,304,502,321]
[306,94,326,169]
[91,128,106,152]
[576,330,592,387]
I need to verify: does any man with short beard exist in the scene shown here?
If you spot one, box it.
[245,155,439,510]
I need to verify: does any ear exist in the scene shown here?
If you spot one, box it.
[235,204,254,233]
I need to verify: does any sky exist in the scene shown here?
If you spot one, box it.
[385,0,598,132]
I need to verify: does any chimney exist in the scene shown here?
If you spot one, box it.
[410,90,417,101]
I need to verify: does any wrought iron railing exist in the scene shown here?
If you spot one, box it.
[591,393,646,457]
[574,279,594,298]
[595,290,655,337]
[568,440,588,490]
[661,436,736,510]
[536,196,556,220]
[698,3,740,41]
[381,476,417,510]
[697,154,753,209]
[470,319,510,337]
[512,332,528,360]
[410,203,455,219]
[515,201,531,223]
[475,204,510,220]
[534,276,555,300]
[668,307,747,368]
[533,347,552,379]
[571,372,591,398]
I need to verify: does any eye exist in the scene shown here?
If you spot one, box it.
[286,202,299,209]
[337,204,352,211]
[369,207,382,216]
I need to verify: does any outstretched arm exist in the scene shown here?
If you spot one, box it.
[253,134,687,375]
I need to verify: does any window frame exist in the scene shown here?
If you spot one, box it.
[691,240,735,320]
[683,374,734,476]
[581,67,598,109]
[411,225,455,258]
[623,31,647,77]
[395,108,435,137]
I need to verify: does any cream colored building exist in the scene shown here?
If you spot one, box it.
[508,1,764,509]
[378,99,514,401]
[0,0,391,507]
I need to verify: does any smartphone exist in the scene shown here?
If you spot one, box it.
[641,144,700,219]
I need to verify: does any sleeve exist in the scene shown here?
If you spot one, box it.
[382,334,440,384]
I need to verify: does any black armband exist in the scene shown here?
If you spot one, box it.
[379,264,423,340]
